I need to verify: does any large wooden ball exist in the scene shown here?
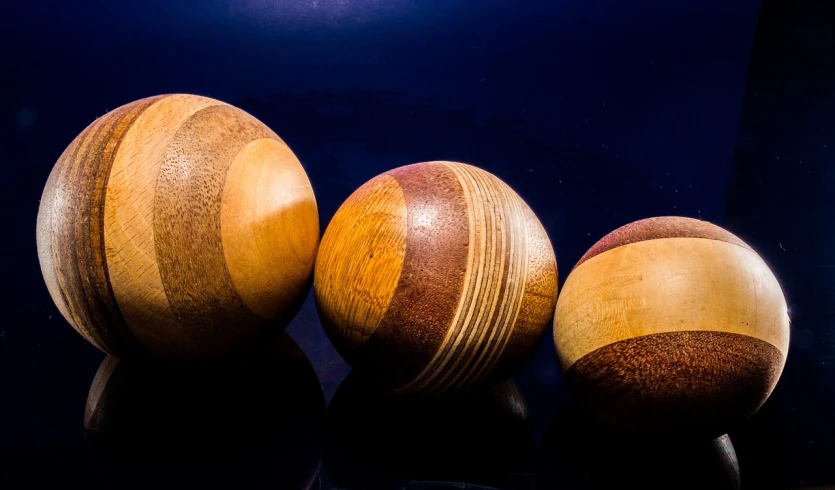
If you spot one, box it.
[554,216,790,435]
[36,94,319,359]
[314,161,558,396]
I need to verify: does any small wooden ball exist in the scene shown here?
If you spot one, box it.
[554,216,790,435]
[36,94,319,359]
[314,161,558,396]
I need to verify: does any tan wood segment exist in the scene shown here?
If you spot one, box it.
[313,174,408,357]
[555,237,790,370]
[104,95,222,353]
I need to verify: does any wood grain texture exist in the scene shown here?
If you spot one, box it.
[555,237,790,369]
[37,97,161,358]
[222,138,319,320]
[360,162,472,394]
[104,95,222,352]
[575,216,753,268]
[313,174,407,358]
[314,161,558,396]
[37,94,318,359]
[566,331,784,435]
[553,217,790,434]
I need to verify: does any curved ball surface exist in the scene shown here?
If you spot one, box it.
[36,94,319,359]
[554,216,790,435]
[314,161,558,396]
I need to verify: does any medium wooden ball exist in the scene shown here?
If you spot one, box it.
[554,216,790,435]
[36,94,319,359]
[314,161,558,396]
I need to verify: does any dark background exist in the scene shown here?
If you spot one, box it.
[1,0,833,488]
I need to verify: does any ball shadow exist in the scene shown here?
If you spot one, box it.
[535,400,740,490]
[323,373,537,488]
[83,333,325,489]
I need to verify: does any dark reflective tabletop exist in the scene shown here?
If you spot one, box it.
[0,319,746,490]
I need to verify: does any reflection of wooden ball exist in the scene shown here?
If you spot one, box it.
[325,374,535,486]
[537,402,740,490]
[36,94,319,359]
[314,161,557,396]
[84,333,324,488]
[554,216,790,435]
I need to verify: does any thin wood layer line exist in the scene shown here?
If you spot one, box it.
[315,161,557,396]
[37,94,319,359]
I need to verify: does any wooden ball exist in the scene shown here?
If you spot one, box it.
[554,216,790,435]
[314,161,558,396]
[36,94,319,359]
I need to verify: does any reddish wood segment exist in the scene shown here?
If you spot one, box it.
[314,161,558,396]
[554,216,790,434]
[566,331,784,436]
[36,94,319,359]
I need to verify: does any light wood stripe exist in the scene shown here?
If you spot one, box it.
[398,163,529,395]
[576,216,753,268]
[53,112,113,348]
[79,101,153,356]
[455,178,529,391]
[313,174,408,358]
[428,163,518,394]
[485,202,558,377]
[104,94,224,355]
[221,138,319,320]
[554,237,791,370]
[449,166,513,391]
[448,167,529,392]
